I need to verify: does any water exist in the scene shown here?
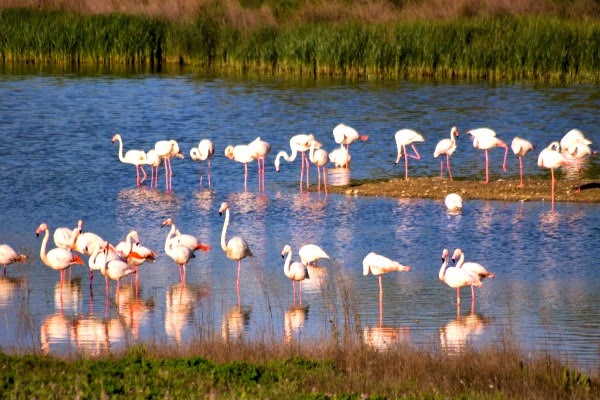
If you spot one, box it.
[0,70,598,372]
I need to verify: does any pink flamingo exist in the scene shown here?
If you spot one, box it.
[438,248,481,308]
[53,219,83,250]
[538,141,571,211]
[363,252,410,312]
[281,245,310,306]
[511,136,535,188]
[560,129,591,151]
[433,126,460,180]
[444,193,463,212]
[332,123,368,167]
[468,128,508,183]
[328,146,351,169]
[161,218,211,254]
[190,139,215,187]
[225,144,256,191]
[36,223,84,285]
[219,202,252,302]
[115,230,157,283]
[275,134,321,190]
[154,139,183,191]
[308,139,329,194]
[247,137,272,191]
[452,248,495,303]
[0,244,27,276]
[299,244,330,267]
[163,225,195,284]
[394,129,425,180]
[101,243,136,301]
[112,134,148,186]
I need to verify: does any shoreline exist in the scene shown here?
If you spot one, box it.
[322,175,600,203]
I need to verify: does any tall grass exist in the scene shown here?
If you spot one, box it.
[0,7,598,82]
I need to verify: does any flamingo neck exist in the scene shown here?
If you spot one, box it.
[309,142,316,163]
[221,209,230,252]
[454,252,465,269]
[439,257,448,281]
[39,228,49,264]
[450,130,457,142]
[283,249,292,277]
[116,136,126,163]
[165,224,177,252]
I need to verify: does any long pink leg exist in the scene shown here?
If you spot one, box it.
[323,167,328,195]
[244,163,248,191]
[518,156,524,188]
[404,146,409,180]
[551,168,555,212]
[447,154,453,181]
[135,166,140,186]
[139,166,147,184]
[484,150,489,184]
[378,276,383,304]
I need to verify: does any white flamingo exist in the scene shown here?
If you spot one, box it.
[247,137,272,191]
[395,129,425,180]
[298,244,330,267]
[438,248,481,308]
[452,248,495,303]
[163,224,195,284]
[564,138,593,193]
[101,244,136,300]
[155,139,183,191]
[0,244,27,276]
[363,252,410,305]
[332,123,368,165]
[111,134,148,186]
[538,141,571,211]
[225,144,256,191]
[53,219,83,250]
[115,230,158,281]
[468,128,508,183]
[160,218,211,254]
[308,139,329,194]
[560,129,591,151]
[511,136,535,188]
[219,202,252,299]
[281,245,310,306]
[433,126,460,180]
[328,146,352,169]
[190,139,215,187]
[275,134,321,189]
[36,223,84,285]
[444,193,463,212]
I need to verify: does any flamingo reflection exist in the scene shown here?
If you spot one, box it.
[440,306,492,353]
[71,315,127,356]
[284,305,309,343]
[363,325,411,351]
[40,313,73,353]
[165,283,209,344]
[54,279,82,314]
[117,284,154,340]
[221,305,251,342]
[0,276,26,308]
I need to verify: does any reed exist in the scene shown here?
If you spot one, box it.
[0,7,598,82]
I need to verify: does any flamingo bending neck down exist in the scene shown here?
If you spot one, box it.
[219,202,252,302]
[468,128,508,184]
[299,244,330,267]
[112,134,148,186]
[395,129,425,180]
[445,193,463,212]
[363,252,410,312]
[225,144,256,192]
[163,224,195,284]
[511,136,535,188]
[36,223,84,286]
[452,248,495,302]
[101,244,136,301]
[154,139,182,191]
[0,244,28,276]
[438,248,481,308]
[281,245,310,306]
[248,137,272,191]
[332,124,368,167]
[190,139,215,187]
[160,218,211,253]
[275,134,321,190]
[537,141,571,212]
[308,140,329,194]
[433,127,460,180]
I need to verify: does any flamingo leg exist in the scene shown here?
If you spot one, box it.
[456,287,461,307]
[551,168,555,212]
[518,156,524,188]
[199,161,204,186]
[446,154,453,181]
[484,149,490,184]
[379,275,383,304]
[501,146,508,172]
[323,167,328,195]
[244,163,248,192]
[292,281,297,305]
[2,265,5,277]
[404,145,409,180]
[439,160,444,179]
[135,165,140,186]
[140,165,147,184]
[207,159,212,187]
[317,165,321,192]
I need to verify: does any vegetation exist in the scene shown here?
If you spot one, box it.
[0,1,598,82]
[0,339,597,399]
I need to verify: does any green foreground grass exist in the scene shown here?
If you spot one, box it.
[1,340,597,399]
[0,7,598,82]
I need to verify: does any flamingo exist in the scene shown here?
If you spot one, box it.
[0,244,27,276]
[274,134,321,189]
[560,129,591,151]
[111,134,148,186]
[538,141,571,211]
[225,144,256,191]
[433,126,460,180]
[36,223,84,285]
[308,139,329,194]
[468,128,508,183]
[328,146,352,169]
[160,218,211,253]
[281,245,310,306]
[163,224,195,284]
[219,202,252,299]
[190,139,215,187]
[395,129,425,180]
[332,123,368,167]
[452,248,495,303]
[53,219,83,250]
[511,136,535,188]
[444,193,463,212]
[155,139,183,191]
[115,230,158,282]
[564,139,593,193]
[362,252,410,307]
[87,240,108,289]
[101,243,136,300]
[438,248,481,308]
[298,244,330,267]
[247,137,272,191]
[74,231,105,256]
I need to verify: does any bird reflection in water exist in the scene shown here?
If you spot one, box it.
[40,313,73,353]
[117,283,154,340]
[116,187,183,221]
[362,291,410,351]
[284,305,309,343]
[302,265,328,296]
[54,278,82,314]
[0,276,26,308]
[165,283,209,344]
[221,304,251,342]
[327,167,351,187]
[71,315,127,356]
[194,189,216,213]
[440,305,492,354]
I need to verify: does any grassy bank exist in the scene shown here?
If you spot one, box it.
[0,7,598,82]
[0,340,596,399]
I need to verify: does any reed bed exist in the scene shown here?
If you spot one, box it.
[0,7,599,83]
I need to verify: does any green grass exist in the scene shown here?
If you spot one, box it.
[0,8,598,82]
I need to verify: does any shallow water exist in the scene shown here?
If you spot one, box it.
[0,71,598,372]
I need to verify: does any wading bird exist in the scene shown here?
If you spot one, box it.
[275,134,321,189]
[452,248,495,303]
[36,223,84,285]
[444,193,463,212]
[537,141,570,211]
[438,248,481,308]
[363,252,410,308]
[511,136,535,188]
[394,129,425,180]
[247,137,271,191]
[112,134,148,186]
[155,139,183,191]
[225,144,256,191]
[0,244,27,276]
[468,128,508,184]
[332,123,368,167]
[190,139,215,187]
[281,244,310,306]
[433,126,460,180]
[299,244,330,267]
[219,202,252,300]
[308,139,329,194]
